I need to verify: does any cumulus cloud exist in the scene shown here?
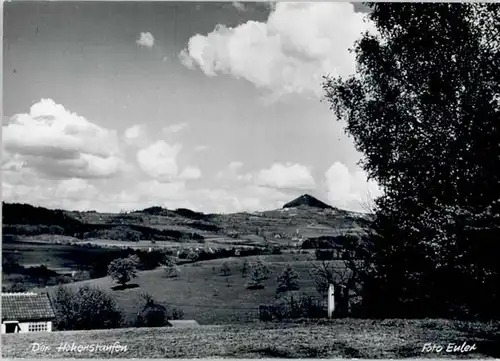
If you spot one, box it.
[162,123,189,135]
[136,32,155,48]
[216,161,252,182]
[124,125,144,140]
[2,164,291,214]
[136,140,181,180]
[54,178,99,200]
[2,99,123,179]
[131,182,288,214]
[123,124,150,148]
[179,49,196,69]
[2,174,101,211]
[324,161,382,212]
[179,2,373,98]
[179,166,202,180]
[24,153,123,179]
[5,163,163,211]
[256,162,315,190]
[2,153,26,173]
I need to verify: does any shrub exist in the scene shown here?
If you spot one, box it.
[162,257,179,278]
[246,261,268,290]
[253,259,270,279]
[135,293,168,327]
[259,304,274,322]
[169,307,184,320]
[259,293,326,321]
[276,264,300,294]
[3,282,28,293]
[52,285,124,330]
[275,298,295,320]
[73,270,91,282]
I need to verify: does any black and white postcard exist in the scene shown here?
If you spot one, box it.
[2,1,499,359]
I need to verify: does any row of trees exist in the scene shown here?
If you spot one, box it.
[218,259,301,296]
[106,252,301,291]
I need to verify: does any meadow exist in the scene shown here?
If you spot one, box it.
[2,319,499,358]
[38,253,331,325]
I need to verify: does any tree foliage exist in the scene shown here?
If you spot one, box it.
[135,292,168,327]
[107,256,138,287]
[52,285,123,330]
[253,259,270,279]
[246,260,270,290]
[276,264,300,294]
[323,3,500,319]
[162,256,179,278]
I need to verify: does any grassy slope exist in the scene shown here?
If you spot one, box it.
[39,253,336,325]
[2,319,499,358]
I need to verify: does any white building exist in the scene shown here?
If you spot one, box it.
[167,320,200,328]
[1,292,55,334]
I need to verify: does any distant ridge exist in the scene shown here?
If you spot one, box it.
[282,194,334,210]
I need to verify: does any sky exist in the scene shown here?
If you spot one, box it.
[2,1,381,214]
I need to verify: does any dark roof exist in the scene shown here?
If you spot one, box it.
[1,293,56,322]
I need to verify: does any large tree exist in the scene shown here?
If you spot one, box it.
[323,3,499,319]
[107,256,138,288]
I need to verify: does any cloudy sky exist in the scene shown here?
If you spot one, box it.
[2,1,381,214]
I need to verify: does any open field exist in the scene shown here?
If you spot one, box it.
[2,319,499,358]
[37,254,331,325]
[41,253,327,324]
[2,241,119,274]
